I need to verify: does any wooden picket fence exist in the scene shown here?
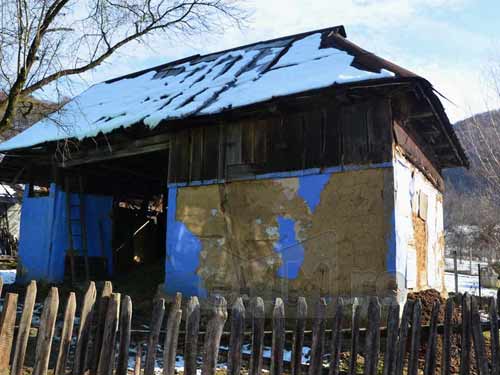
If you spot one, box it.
[0,278,498,375]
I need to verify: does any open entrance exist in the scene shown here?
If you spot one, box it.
[63,147,169,285]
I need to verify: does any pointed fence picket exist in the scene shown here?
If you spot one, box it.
[1,279,500,375]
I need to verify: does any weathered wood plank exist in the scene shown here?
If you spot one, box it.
[74,281,97,375]
[97,292,121,375]
[32,287,59,375]
[0,292,18,371]
[460,293,471,375]
[363,297,381,375]
[382,302,400,375]
[201,295,228,375]
[144,298,165,375]
[395,299,413,375]
[134,342,144,375]
[184,297,201,375]
[441,298,453,375]
[117,295,133,375]
[349,299,361,375]
[309,298,327,375]
[163,293,183,375]
[249,297,265,375]
[424,300,440,375]
[328,297,343,375]
[228,297,246,375]
[54,292,77,375]
[12,280,37,375]
[408,299,422,375]
[292,297,307,375]
[92,280,113,375]
[271,298,285,375]
[490,297,499,375]
[471,296,489,375]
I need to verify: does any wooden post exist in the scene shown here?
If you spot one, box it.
[490,297,499,375]
[309,298,327,375]
[408,299,422,375]
[395,299,413,375]
[55,292,77,375]
[144,298,165,375]
[424,300,440,375]
[184,297,201,375]
[201,295,228,375]
[11,280,37,375]
[163,293,183,375]
[363,297,381,375]
[349,298,361,375]
[92,281,113,375]
[454,250,459,294]
[249,297,265,375]
[228,297,245,375]
[33,287,59,375]
[134,342,144,375]
[441,298,453,375]
[328,297,343,375]
[97,293,121,375]
[117,295,133,375]
[74,281,97,375]
[460,293,471,375]
[382,302,400,375]
[271,298,285,375]
[291,297,307,375]
[478,264,482,304]
[0,276,4,298]
[0,293,18,371]
[471,296,489,375]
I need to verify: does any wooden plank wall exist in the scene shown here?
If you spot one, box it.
[168,97,393,184]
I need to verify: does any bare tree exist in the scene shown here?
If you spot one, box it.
[0,0,248,133]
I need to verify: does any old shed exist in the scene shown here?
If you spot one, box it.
[0,26,467,302]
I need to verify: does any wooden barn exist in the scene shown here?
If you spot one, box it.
[0,26,467,303]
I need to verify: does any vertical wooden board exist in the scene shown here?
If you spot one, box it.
[460,293,471,375]
[228,298,246,375]
[190,128,204,182]
[163,293,183,375]
[144,298,166,375]
[0,293,18,371]
[241,120,255,165]
[12,280,37,375]
[323,106,341,167]
[249,297,265,375]
[201,295,228,375]
[308,298,327,375]
[33,287,59,375]
[382,302,400,375]
[225,123,243,166]
[363,297,381,375]
[291,297,307,375]
[55,292,77,375]
[271,298,285,375]
[168,129,191,184]
[266,116,288,172]
[0,277,3,298]
[253,119,268,166]
[395,299,413,375]
[303,109,323,168]
[471,296,489,375]
[117,295,133,375]
[91,281,113,375]
[408,299,422,375]
[366,98,392,163]
[341,102,369,165]
[283,113,305,171]
[328,297,343,375]
[74,281,97,375]
[202,125,220,180]
[134,342,144,375]
[184,297,201,375]
[97,293,121,375]
[423,300,440,375]
[442,298,453,375]
[490,297,500,375]
[349,300,361,375]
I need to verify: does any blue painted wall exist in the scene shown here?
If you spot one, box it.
[17,184,113,283]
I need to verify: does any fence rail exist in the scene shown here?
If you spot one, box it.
[0,279,497,375]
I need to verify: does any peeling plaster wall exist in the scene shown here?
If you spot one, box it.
[393,152,445,295]
[165,166,396,300]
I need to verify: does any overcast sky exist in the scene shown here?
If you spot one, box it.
[74,0,500,122]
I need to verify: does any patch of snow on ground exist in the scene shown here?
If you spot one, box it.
[445,272,497,297]
[0,269,16,284]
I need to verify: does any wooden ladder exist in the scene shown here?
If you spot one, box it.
[64,175,89,284]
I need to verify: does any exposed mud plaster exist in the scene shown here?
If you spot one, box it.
[413,214,428,290]
[166,167,396,301]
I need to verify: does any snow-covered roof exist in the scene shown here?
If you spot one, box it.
[0,26,413,152]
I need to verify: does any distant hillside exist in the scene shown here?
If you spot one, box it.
[443,109,500,227]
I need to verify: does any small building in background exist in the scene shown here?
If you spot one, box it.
[0,26,468,303]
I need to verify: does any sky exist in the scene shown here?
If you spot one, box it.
[73,0,500,123]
